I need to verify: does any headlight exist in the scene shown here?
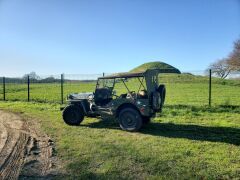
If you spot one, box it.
[68,94,74,100]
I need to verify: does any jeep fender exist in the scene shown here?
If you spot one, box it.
[70,100,90,115]
[115,103,140,118]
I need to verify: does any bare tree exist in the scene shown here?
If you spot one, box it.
[208,38,240,78]
[23,72,40,80]
[209,58,233,79]
[228,39,240,71]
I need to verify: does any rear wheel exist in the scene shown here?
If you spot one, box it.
[62,104,84,125]
[118,108,142,132]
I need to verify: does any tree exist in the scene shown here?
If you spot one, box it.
[207,38,240,78]
[208,58,233,79]
[23,72,40,80]
[39,76,58,83]
[228,39,240,71]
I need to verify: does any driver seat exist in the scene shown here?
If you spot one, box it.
[94,88,112,106]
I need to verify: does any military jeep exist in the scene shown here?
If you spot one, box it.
[62,69,176,131]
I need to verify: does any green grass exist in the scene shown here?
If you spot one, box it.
[0,74,240,178]
[0,82,96,103]
[1,74,240,106]
[0,101,239,179]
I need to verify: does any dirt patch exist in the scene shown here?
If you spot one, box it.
[0,110,60,179]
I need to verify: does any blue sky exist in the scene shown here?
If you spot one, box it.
[0,0,239,77]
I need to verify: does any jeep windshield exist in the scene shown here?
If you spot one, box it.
[96,78,115,89]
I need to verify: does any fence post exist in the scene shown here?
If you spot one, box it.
[61,74,64,104]
[27,75,30,102]
[103,72,105,77]
[3,77,5,101]
[209,69,212,107]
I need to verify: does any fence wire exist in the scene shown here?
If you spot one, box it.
[3,77,27,101]
[29,74,62,103]
[159,71,208,106]
[63,74,102,99]
[0,71,239,106]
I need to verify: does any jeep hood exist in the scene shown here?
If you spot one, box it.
[68,92,93,100]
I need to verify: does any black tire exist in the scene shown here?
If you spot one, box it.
[118,108,142,132]
[142,116,151,124]
[62,104,84,125]
[157,84,166,107]
[152,91,161,111]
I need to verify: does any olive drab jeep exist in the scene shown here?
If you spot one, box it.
[61,69,179,131]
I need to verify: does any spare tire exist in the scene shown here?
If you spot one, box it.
[157,84,166,108]
[151,91,161,111]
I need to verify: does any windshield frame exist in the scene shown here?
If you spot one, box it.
[96,78,116,90]
[96,76,148,96]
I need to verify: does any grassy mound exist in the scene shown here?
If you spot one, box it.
[130,61,181,73]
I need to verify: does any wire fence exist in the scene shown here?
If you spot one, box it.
[0,70,239,106]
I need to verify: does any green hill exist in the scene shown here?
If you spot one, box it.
[130,61,181,73]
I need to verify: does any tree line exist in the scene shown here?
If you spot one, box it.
[0,72,61,83]
[0,72,96,83]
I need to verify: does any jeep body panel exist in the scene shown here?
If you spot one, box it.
[107,98,152,117]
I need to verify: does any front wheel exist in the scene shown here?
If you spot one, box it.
[62,105,84,125]
[118,108,142,132]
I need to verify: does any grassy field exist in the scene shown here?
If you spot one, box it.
[0,74,240,106]
[0,74,239,179]
[0,102,239,179]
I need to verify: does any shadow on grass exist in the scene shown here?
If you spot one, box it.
[81,120,240,146]
[165,104,240,113]
[142,122,240,146]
